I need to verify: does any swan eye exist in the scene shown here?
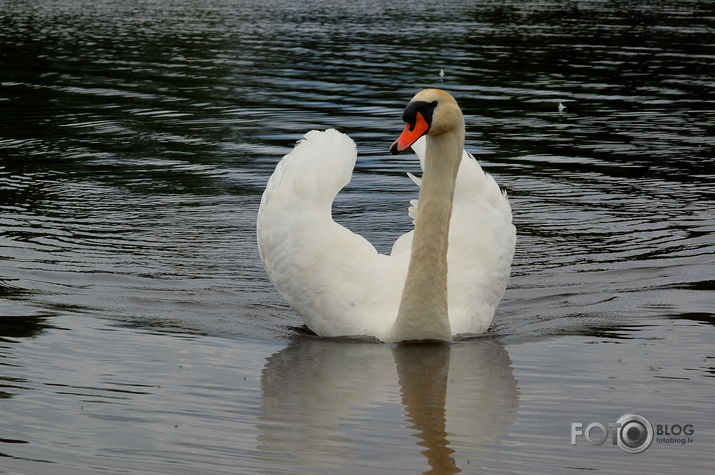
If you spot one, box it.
[402,100,438,130]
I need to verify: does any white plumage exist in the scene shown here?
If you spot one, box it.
[257,128,515,341]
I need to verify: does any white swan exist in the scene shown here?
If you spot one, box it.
[257,89,515,342]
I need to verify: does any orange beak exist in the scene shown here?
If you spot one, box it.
[390,112,429,155]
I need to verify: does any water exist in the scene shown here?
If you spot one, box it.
[1,0,713,472]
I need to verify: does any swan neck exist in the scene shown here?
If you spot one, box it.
[390,129,463,342]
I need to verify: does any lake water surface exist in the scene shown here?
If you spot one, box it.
[1,0,714,472]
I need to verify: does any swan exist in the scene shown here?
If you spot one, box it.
[257,89,515,342]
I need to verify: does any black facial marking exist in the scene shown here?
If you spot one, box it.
[402,100,438,130]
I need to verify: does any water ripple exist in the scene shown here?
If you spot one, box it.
[0,0,712,389]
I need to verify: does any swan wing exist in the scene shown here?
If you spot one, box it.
[404,138,516,334]
[257,129,405,339]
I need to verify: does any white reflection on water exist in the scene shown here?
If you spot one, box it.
[259,339,518,472]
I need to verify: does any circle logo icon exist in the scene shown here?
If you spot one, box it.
[616,413,653,454]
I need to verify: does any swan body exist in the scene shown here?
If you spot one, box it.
[257,90,515,342]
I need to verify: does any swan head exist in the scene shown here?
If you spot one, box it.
[390,89,464,155]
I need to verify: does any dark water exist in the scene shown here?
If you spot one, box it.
[1,0,714,472]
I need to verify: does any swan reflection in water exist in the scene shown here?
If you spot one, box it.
[258,338,518,472]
